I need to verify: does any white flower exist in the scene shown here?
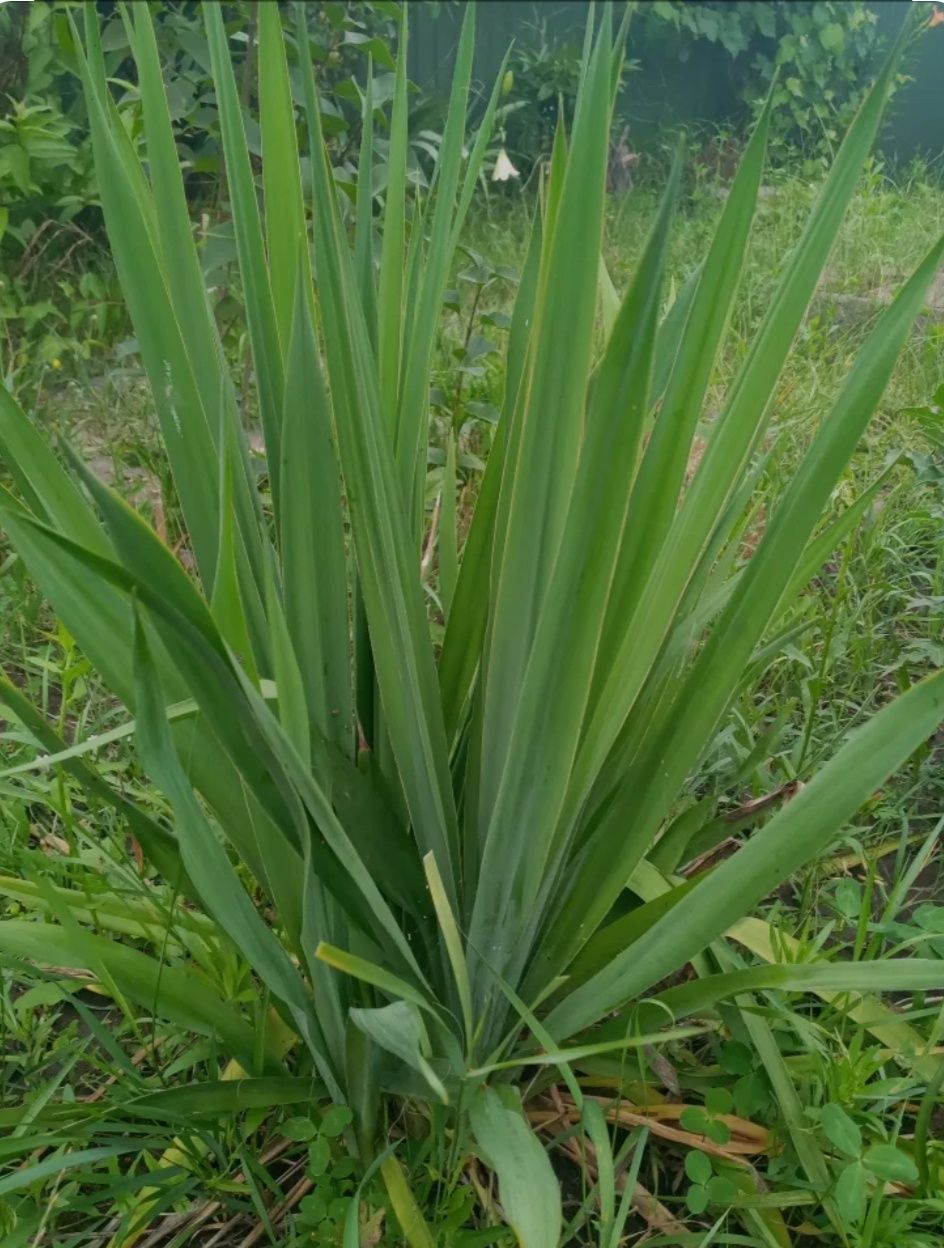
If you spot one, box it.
[491,148,520,182]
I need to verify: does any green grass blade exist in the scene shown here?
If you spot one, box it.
[0,673,185,890]
[280,266,354,757]
[377,4,408,428]
[439,430,459,619]
[730,916,940,1080]
[469,1025,705,1075]
[778,460,899,611]
[423,851,473,1050]
[354,59,378,345]
[315,944,438,1020]
[380,1153,437,1248]
[395,3,477,517]
[258,0,307,354]
[263,563,311,768]
[209,437,259,684]
[657,959,944,1016]
[437,205,543,744]
[204,3,284,512]
[0,387,110,556]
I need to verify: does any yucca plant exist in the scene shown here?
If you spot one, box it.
[1,3,943,1242]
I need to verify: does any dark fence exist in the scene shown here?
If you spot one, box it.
[408,1,944,166]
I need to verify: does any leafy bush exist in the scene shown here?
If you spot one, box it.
[0,1,433,381]
[743,2,888,163]
[0,0,434,227]
[494,13,633,180]
[0,4,95,253]
[643,0,888,168]
[1,5,942,1242]
[498,1,888,175]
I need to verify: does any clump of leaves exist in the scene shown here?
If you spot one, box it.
[641,0,890,170]
[282,1106,357,1242]
[820,1103,919,1225]
[0,4,943,1245]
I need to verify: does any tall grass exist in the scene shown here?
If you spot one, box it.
[1,4,942,1241]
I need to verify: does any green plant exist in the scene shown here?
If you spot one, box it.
[282,1105,358,1242]
[641,0,889,170]
[1,5,944,1244]
[494,14,633,177]
[0,1,437,386]
[0,3,96,254]
[94,0,442,195]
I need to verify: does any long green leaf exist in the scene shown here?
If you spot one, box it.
[547,667,944,1038]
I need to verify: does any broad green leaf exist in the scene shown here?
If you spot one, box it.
[821,1105,862,1158]
[468,1086,561,1248]
[863,1144,918,1184]
[125,1078,324,1120]
[349,1000,447,1104]
[834,1162,867,1224]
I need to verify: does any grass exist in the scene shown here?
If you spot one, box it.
[1,10,944,1244]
